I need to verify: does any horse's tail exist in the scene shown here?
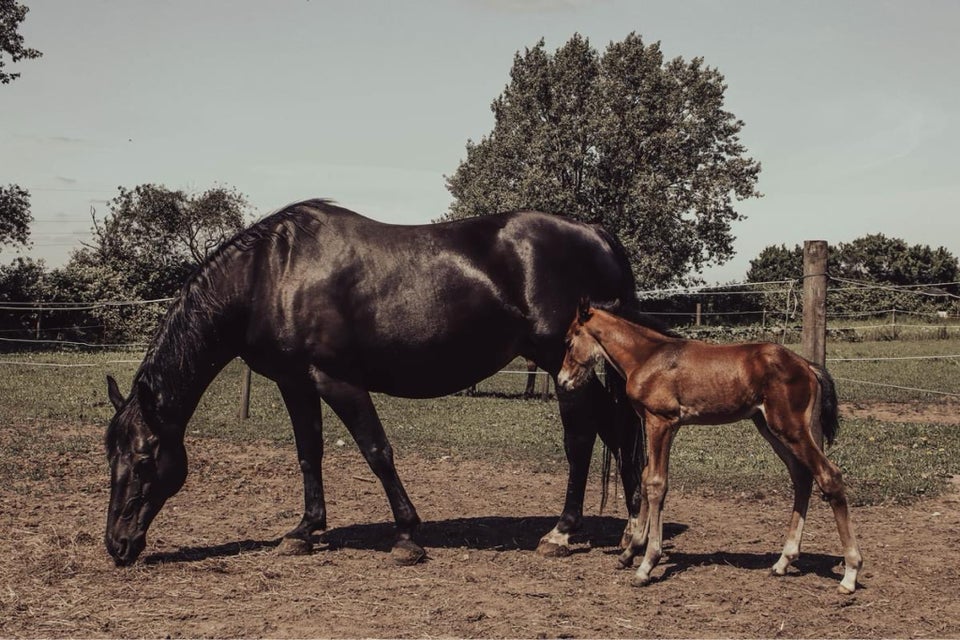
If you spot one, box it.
[593,224,645,513]
[599,358,645,514]
[811,363,840,447]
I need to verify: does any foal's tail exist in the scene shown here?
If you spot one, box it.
[811,363,840,446]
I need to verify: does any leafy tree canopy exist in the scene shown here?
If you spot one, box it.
[0,184,32,249]
[444,33,761,286]
[70,183,252,301]
[747,234,959,287]
[0,0,42,85]
[745,234,959,316]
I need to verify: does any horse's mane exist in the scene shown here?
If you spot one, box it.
[134,199,338,400]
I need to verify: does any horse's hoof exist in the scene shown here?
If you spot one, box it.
[276,537,312,556]
[770,567,786,577]
[390,540,426,566]
[535,541,571,558]
[631,573,651,587]
[837,583,855,595]
[616,554,634,570]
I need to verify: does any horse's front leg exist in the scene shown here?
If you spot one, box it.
[631,413,677,587]
[536,375,605,557]
[317,374,425,566]
[276,379,328,555]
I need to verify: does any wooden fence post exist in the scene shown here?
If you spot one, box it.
[239,363,252,420]
[539,370,551,400]
[802,240,828,367]
[695,302,702,326]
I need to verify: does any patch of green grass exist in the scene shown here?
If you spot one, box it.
[670,418,960,505]
[823,339,960,403]
[1,349,958,505]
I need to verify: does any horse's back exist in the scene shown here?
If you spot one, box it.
[235,201,635,395]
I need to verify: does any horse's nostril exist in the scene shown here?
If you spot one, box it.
[111,536,130,563]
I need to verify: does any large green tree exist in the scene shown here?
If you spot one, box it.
[445,33,761,286]
[0,184,31,249]
[63,184,252,340]
[1,1,40,255]
[746,234,959,315]
[72,183,252,299]
[0,0,41,85]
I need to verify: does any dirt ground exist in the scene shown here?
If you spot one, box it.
[1,419,959,639]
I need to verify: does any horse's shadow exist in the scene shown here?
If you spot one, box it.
[144,515,683,564]
[653,549,845,585]
[143,517,841,584]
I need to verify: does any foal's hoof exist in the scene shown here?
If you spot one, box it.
[276,537,313,556]
[535,541,571,558]
[390,540,426,566]
[616,553,635,570]
[631,573,652,588]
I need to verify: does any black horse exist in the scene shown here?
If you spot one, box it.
[104,199,643,566]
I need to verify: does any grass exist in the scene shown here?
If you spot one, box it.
[1,344,958,505]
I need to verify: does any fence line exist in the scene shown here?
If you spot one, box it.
[832,377,960,399]
[826,354,960,362]
[0,337,150,349]
[0,297,174,311]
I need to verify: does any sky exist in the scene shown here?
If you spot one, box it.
[2,0,958,283]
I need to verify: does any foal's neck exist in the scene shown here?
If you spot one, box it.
[586,309,674,374]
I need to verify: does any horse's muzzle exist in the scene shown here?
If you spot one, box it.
[106,532,146,566]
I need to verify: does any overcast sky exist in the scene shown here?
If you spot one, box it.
[2,0,958,282]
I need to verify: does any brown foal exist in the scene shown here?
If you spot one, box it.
[557,300,862,594]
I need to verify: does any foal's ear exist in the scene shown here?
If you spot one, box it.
[577,297,593,323]
[106,375,124,412]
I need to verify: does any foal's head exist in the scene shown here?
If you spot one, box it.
[104,375,187,566]
[557,298,604,391]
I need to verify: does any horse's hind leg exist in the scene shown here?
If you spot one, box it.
[314,373,424,565]
[752,414,813,576]
[277,379,328,555]
[763,403,863,594]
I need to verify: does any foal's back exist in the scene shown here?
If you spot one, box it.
[634,338,814,425]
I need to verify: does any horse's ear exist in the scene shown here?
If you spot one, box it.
[106,375,124,412]
[577,297,593,323]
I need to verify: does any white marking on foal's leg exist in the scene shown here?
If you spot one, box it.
[620,516,639,548]
[839,558,860,594]
[618,516,648,568]
[772,514,805,575]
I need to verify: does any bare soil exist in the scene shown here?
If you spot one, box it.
[1,421,959,638]
[841,401,960,426]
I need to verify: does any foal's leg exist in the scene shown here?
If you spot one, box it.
[630,413,677,587]
[752,415,814,576]
[277,379,328,555]
[536,375,604,557]
[765,405,863,594]
[314,373,425,565]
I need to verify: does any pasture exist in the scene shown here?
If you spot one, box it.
[1,341,959,637]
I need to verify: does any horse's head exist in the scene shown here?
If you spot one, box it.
[104,375,187,566]
[557,298,604,391]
